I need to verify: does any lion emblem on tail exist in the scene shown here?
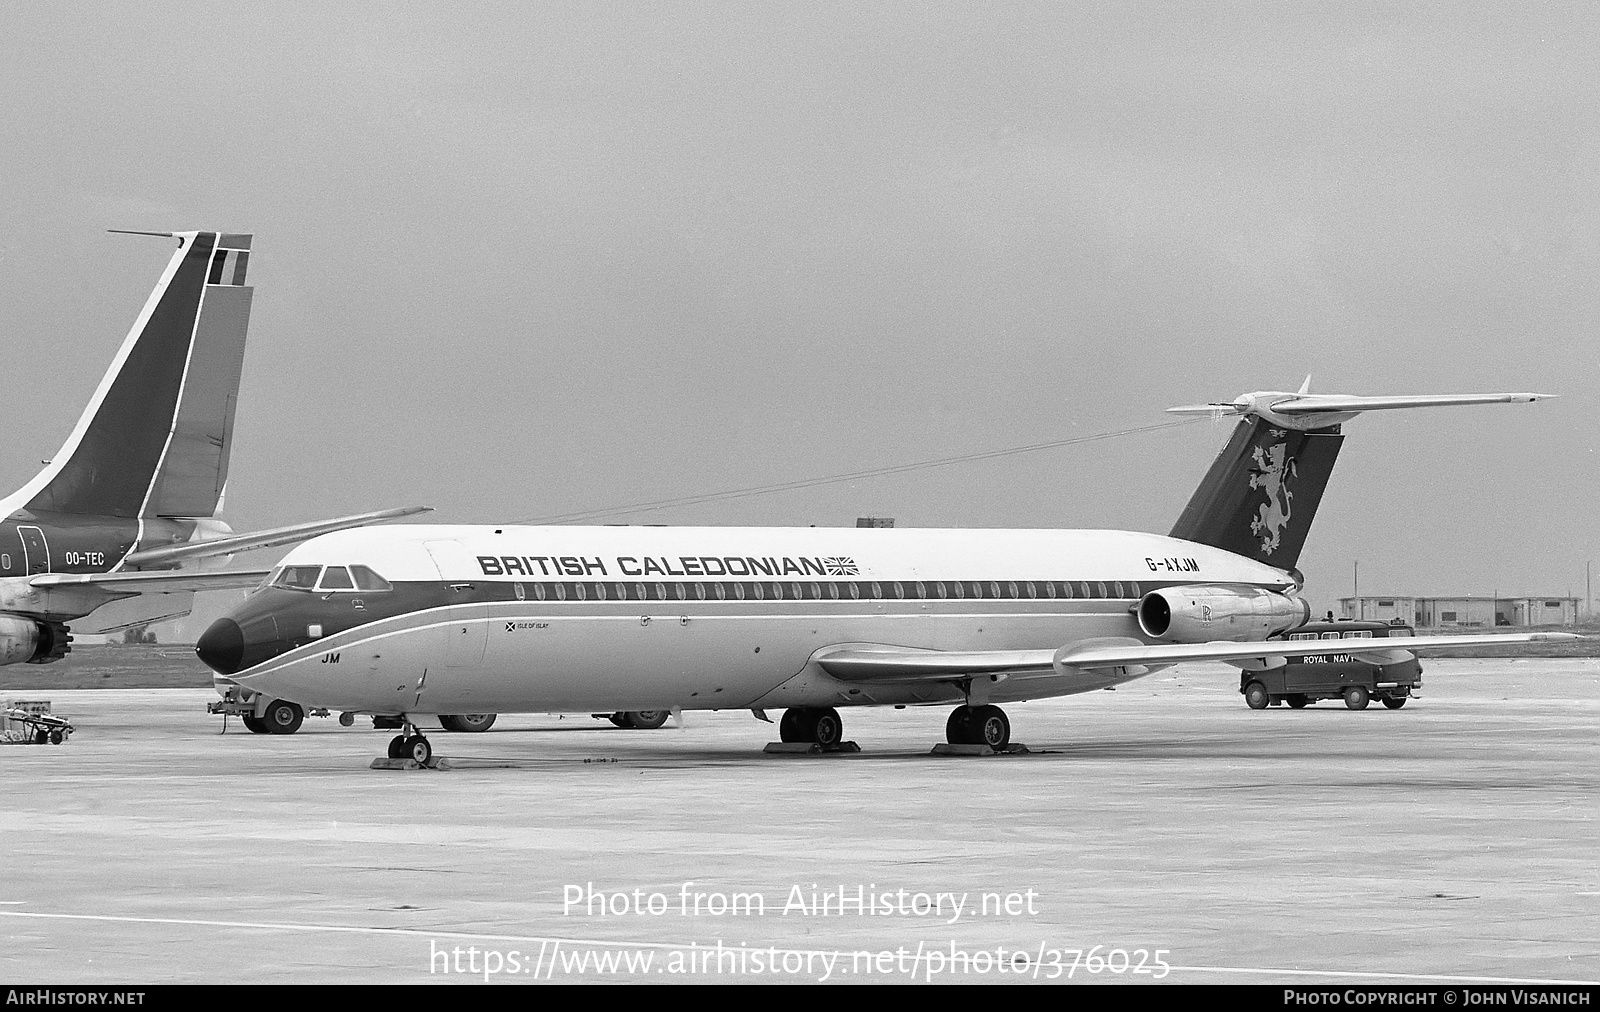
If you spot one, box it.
[1248,431,1296,555]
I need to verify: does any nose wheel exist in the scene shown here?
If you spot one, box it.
[386,731,433,765]
[945,705,1011,750]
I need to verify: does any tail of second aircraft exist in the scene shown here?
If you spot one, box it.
[13,231,253,520]
[1166,382,1553,572]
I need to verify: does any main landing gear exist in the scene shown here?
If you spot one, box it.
[779,706,844,747]
[944,705,1011,750]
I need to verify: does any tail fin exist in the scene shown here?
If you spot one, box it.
[1167,385,1555,571]
[1168,417,1343,570]
[19,231,253,519]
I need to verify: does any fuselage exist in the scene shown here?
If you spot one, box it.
[0,504,209,623]
[204,524,1296,715]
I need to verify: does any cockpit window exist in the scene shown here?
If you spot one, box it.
[349,565,393,592]
[317,566,355,591]
[274,566,323,591]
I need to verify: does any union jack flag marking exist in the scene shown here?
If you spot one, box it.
[822,557,859,576]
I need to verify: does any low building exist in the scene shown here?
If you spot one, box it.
[1338,595,1579,628]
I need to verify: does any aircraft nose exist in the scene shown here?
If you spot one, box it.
[196,618,245,674]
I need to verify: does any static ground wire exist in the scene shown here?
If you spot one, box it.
[504,415,1211,527]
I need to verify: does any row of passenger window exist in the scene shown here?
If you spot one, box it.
[501,579,1142,603]
[268,565,1149,602]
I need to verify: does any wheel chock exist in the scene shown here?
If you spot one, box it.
[762,741,862,755]
[369,757,441,770]
[930,743,1031,757]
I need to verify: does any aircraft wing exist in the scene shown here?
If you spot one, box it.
[1054,632,1577,668]
[816,632,1579,683]
[29,569,274,593]
[119,506,432,567]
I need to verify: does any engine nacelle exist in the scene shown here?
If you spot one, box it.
[1137,584,1309,643]
[0,615,71,666]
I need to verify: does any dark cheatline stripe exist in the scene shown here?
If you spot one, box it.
[222,574,1256,672]
[28,233,216,517]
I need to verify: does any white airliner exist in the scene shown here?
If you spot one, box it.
[0,230,427,671]
[196,386,1566,763]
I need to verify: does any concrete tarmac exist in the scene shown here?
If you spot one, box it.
[1,659,1596,985]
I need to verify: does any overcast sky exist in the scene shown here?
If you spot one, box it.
[2,3,1597,615]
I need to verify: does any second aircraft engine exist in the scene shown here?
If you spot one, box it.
[1136,584,1309,643]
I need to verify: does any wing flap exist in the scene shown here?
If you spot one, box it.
[814,644,1056,682]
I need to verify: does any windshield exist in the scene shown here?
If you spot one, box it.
[270,563,394,592]
[273,566,322,591]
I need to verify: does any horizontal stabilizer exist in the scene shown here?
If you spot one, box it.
[122,506,432,568]
[1168,388,1555,432]
[30,569,273,594]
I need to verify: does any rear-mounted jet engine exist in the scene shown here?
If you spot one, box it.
[1136,584,1309,642]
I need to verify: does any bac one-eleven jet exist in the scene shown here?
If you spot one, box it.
[197,384,1564,764]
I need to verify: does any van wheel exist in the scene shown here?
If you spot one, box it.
[1343,685,1370,711]
[625,710,669,730]
[1381,696,1407,709]
[1286,695,1309,709]
[1244,682,1270,710]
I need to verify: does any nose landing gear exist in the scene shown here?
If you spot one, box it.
[383,724,434,766]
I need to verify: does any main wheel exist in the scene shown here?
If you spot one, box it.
[779,708,806,743]
[625,710,669,730]
[1286,694,1309,709]
[946,706,979,745]
[387,735,409,759]
[1381,696,1407,709]
[441,713,497,733]
[811,708,843,747]
[33,729,48,744]
[241,714,270,734]
[405,735,433,765]
[1343,685,1370,711]
[262,699,304,734]
[972,705,1010,750]
[1244,682,1270,710]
